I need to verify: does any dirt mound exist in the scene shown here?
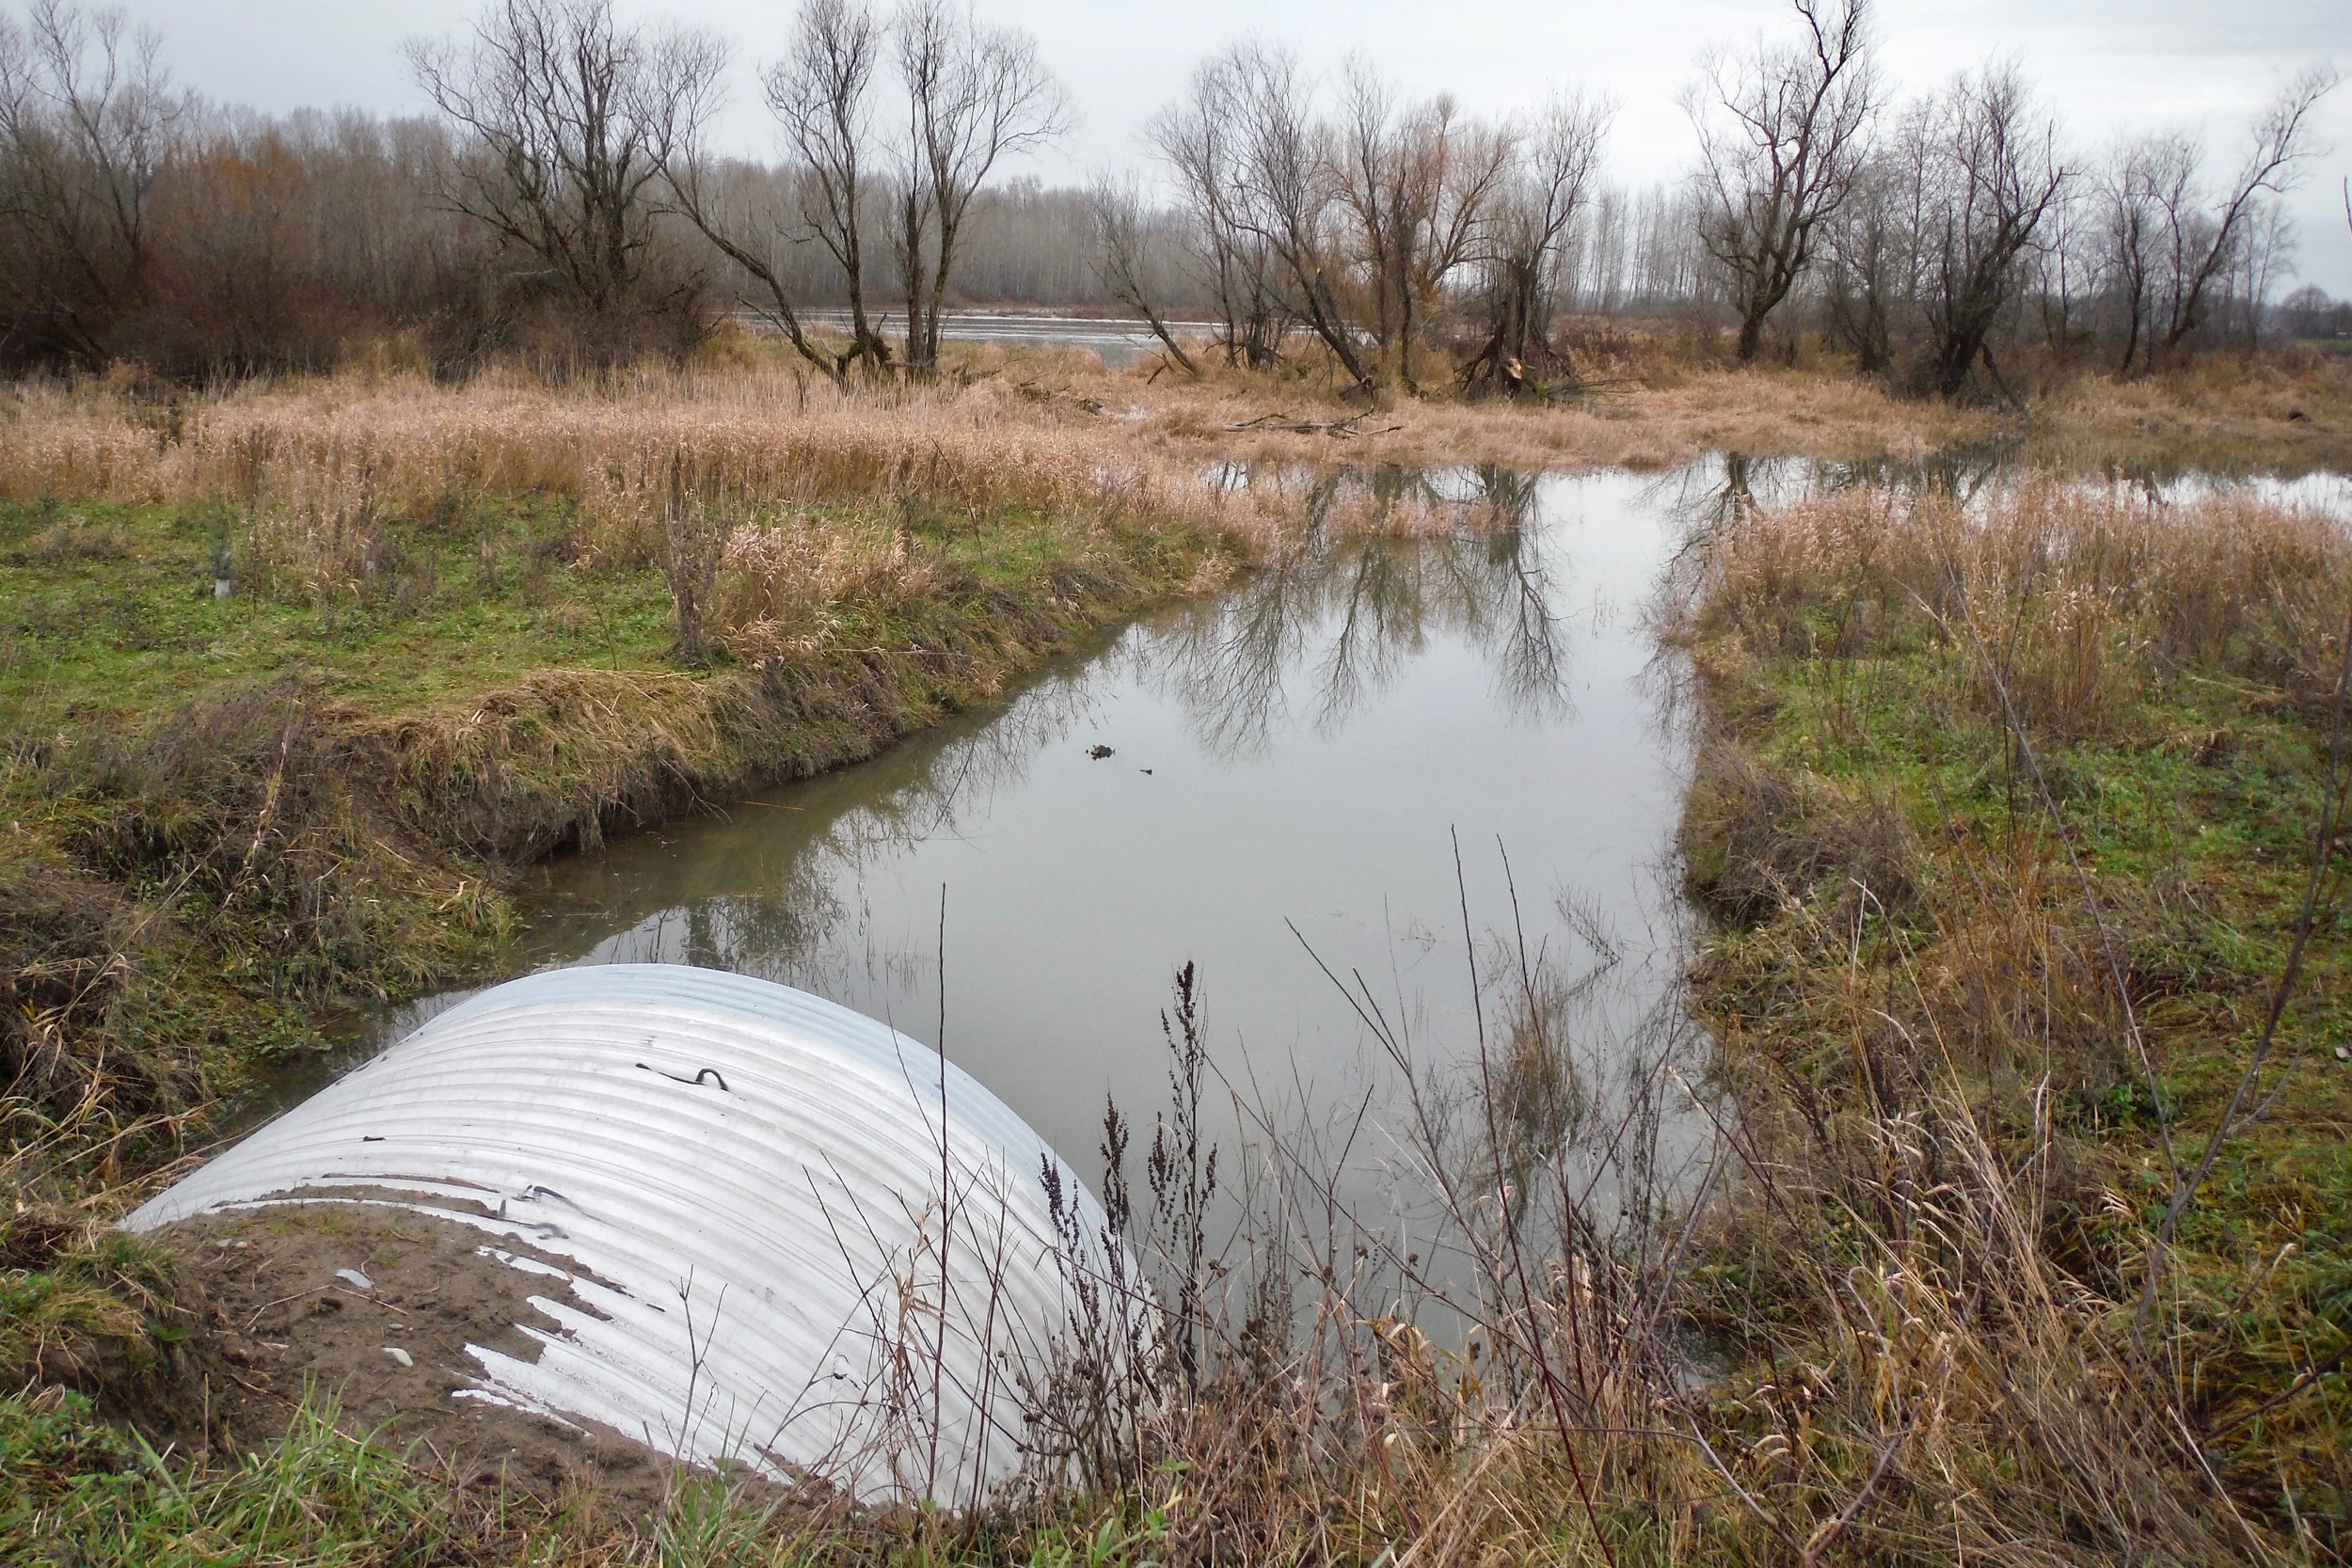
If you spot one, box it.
[148,1203,691,1516]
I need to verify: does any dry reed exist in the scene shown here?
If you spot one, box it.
[10,355,2352,1561]
[1665,475,2352,1563]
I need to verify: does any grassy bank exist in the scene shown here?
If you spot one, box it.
[1076,326,2352,477]
[5,350,2352,1564]
[0,362,1260,1412]
[1673,476,2352,1559]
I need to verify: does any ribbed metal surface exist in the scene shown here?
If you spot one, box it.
[125,964,1113,1502]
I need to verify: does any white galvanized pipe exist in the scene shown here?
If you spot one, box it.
[126,963,1123,1503]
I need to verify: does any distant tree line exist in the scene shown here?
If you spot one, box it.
[0,0,2339,390]
[2280,283,2352,341]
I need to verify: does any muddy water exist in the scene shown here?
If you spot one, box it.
[363,464,1731,1231]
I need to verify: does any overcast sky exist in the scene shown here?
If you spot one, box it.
[121,0,2352,295]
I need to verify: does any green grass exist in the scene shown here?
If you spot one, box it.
[0,1383,1195,1568]
[0,1390,532,1567]
[1687,609,2352,1531]
[14,421,2349,1558]
[1,496,672,723]
[0,476,1232,1549]
[0,495,1212,729]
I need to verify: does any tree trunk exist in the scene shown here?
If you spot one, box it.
[1736,310,1766,363]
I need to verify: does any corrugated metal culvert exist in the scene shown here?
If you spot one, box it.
[126,963,1120,1503]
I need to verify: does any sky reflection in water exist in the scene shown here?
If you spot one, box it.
[365,463,1770,1250]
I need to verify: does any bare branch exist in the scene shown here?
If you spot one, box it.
[1682,0,1880,361]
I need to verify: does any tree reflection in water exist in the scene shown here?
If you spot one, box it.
[529,653,1112,993]
[339,461,1717,1280]
[498,464,1595,996]
[1143,464,1576,758]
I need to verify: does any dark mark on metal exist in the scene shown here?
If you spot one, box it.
[635,1062,729,1091]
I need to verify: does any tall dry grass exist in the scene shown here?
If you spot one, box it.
[2,362,1534,665]
[7,348,2343,559]
[1690,477,2352,727]
[0,364,1268,540]
[1661,475,2352,1563]
[0,365,1531,1398]
[11,356,2352,1560]
[1009,923,2279,1564]
[973,471,2351,1565]
[0,361,1576,672]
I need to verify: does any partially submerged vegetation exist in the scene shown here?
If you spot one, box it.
[977,467,2352,1566]
[6,0,2351,1550]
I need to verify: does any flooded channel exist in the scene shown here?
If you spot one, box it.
[342,451,2352,1259]
[358,464,1723,1246]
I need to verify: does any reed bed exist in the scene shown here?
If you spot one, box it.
[1689,477,2352,724]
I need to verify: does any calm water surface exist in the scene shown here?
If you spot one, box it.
[761,310,1218,368]
[349,453,2352,1223]
[362,465,1720,1216]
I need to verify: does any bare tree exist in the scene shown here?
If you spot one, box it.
[404,0,721,346]
[654,0,889,387]
[1333,59,1515,389]
[2279,280,2352,341]
[1818,132,1913,376]
[2026,157,2095,355]
[2229,196,2295,349]
[1149,50,1284,368]
[890,0,1068,375]
[657,112,848,383]
[2151,67,2338,365]
[1916,61,2066,398]
[7,0,2328,390]
[2095,133,2179,374]
[2094,71,2337,376]
[1221,42,1376,390]
[1683,0,1879,362]
[766,0,889,373]
[1088,171,1196,373]
[0,0,185,363]
[1462,88,1613,394]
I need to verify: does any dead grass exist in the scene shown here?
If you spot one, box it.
[0,364,1274,542]
[1043,325,2350,476]
[0,360,1277,1427]
[8,342,2344,537]
[1108,353,1992,474]
[1669,475,2352,1562]
[1688,477,2352,727]
[1681,736,1920,926]
[6,353,2352,1562]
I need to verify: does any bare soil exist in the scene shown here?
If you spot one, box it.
[141,1203,698,1522]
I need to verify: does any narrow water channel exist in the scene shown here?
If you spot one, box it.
[340,451,2352,1270]
[362,463,1733,1240]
